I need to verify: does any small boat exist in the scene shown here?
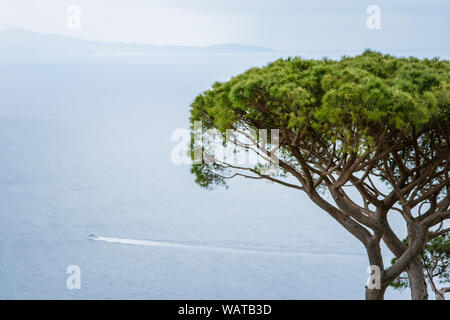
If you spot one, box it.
[87,234,98,240]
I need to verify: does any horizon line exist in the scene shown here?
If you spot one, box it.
[0,27,277,51]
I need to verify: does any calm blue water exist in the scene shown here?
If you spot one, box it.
[2,52,442,299]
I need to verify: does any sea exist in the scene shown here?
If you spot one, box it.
[1,51,447,299]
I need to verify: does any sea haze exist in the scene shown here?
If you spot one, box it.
[0,53,420,299]
[0,28,275,57]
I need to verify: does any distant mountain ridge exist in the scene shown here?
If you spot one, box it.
[0,28,274,56]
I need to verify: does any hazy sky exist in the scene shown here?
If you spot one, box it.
[0,0,448,52]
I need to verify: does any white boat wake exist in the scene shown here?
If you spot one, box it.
[87,234,298,255]
[86,234,364,257]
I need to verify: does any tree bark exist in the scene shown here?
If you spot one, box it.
[364,236,386,300]
[406,226,429,300]
[437,288,450,300]
[365,287,386,300]
[407,257,428,300]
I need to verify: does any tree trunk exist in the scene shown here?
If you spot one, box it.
[437,288,450,300]
[407,257,428,300]
[365,236,386,300]
[365,287,386,300]
[405,223,429,300]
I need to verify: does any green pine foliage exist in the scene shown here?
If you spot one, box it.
[189,50,449,188]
